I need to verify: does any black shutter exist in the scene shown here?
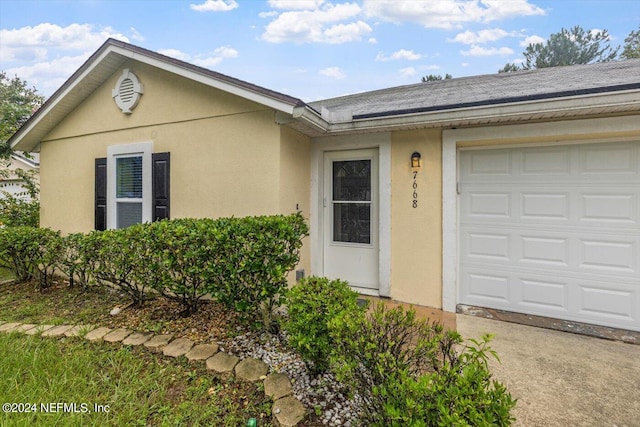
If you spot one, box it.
[95,158,107,231]
[152,152,170,221]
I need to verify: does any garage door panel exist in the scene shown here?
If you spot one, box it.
[579,239,638,273]
[521,147,571,175]
[521,236,569,266]
[466,192,511,218]
[578,284,637,322]
[580,192,638,225]
[580,144,639,175]
[463,271,511,303]
[459,141,640,331]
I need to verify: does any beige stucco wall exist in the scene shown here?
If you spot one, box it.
[279,126,311,277]
[39,60,305,236]
[390,129,443,308]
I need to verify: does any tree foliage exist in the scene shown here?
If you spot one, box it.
[421,73,452,82]
[500,26,619,72]
[0,72,44,158]
[621,25,640,59]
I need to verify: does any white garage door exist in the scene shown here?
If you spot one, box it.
[459,141,640,332]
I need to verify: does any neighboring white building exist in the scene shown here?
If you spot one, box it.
[0,152,40,201]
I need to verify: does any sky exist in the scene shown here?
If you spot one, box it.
[0,0,638,102]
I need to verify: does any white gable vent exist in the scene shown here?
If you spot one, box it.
[112,69,143,114]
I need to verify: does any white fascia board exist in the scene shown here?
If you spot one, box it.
[321,91,640,134]
[10,48,120,152]
[116,47,299,115]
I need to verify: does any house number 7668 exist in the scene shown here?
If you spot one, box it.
[412,171,418,208]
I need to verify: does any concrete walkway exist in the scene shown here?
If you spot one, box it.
[0,321,305,427]
[457,314,640,427]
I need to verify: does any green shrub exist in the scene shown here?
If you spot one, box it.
[34,228,63,289]
[58,232,99,288]
[0,195,39,227]
[0,226,61,287]
[210,213,309,328]
[282,276,365,374]
[89,227,150,307]
[0,226,39,282]
[144,218,218,315]
[330,303,516,426]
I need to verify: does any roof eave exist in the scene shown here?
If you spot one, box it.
[10,39,304,152]
[297,90,640,136]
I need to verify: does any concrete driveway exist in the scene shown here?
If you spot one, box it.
[457,315,640,427]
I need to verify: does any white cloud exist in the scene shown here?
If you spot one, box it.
[5,53,92,96]
[363,0,545,30]
[368,37,377,44]
[376,49,422,61]
[520,35,545,46]
[268,0,325,9]
[129,27,144,42]
[158,46,238,69]
[259,11,278,18]
[190,0,238,12]
[319,66,346,79]
[261,2,372,44]
[460,45,514,56]
[399,67,417,77]
[0,23,128,62]
[158,48,191,61]
[449,28,511,44]
[213,45,239,58]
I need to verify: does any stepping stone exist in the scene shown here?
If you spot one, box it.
[41,325,73,337]
[162,337,194,358]
[264,373,293,400]
[84,327,112,341]
[185,343,219,361]
[206,352,240,378]
[0,322,21,332]
[103,328,132,343]
[235,357,268,382]
[64,325,94,337]
[273,396,306,427]
[144,334,174,353]
[14,324,37,333]
[25,325,55,335]
[122,332,153,346]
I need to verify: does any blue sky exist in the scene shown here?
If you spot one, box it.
[1,0,638,101]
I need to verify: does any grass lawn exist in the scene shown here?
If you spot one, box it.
[0,280,321,426]
[0,332,271,426]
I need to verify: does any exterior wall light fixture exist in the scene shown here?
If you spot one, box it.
[411,152,421,168]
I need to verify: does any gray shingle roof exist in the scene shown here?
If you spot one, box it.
[309,59,640,121]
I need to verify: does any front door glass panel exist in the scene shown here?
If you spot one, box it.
[332,160,371,244]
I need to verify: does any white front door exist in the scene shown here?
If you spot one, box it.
[323,149,379,291]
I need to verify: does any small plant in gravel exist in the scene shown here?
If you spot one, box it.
[282,276,365,374]
[330,302,516,426]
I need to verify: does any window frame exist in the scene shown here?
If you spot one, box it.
[106,142,153,229]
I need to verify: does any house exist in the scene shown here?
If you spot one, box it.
[0,152,39,201]
[9,39,640,332]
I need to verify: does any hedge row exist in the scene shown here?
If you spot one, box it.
[0,213,308,325]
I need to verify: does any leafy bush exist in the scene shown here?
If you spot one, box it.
[89,227,150,307]
[58,233,99,288]
[0,226,62,287]
[0,195,39,227]
[211,213,309,327]
[144,218,218,315]
[330,303,516,426]
[34,228,63,289]
[0,167,40,228]
[282,276,365,374]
